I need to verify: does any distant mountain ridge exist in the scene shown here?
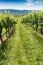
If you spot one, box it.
[0,9,41,15]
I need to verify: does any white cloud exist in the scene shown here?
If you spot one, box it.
[0,2,43,10]
[25,2,33,6]
[0,3,25,10]
[35,1,39,3]
[27,0,33,3]
[24,0,43,10]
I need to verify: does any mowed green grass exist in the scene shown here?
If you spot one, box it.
[0,20,43,65]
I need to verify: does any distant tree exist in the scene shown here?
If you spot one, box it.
[33,12,39,31]
[0,21,3,42]
[39,12,43,34]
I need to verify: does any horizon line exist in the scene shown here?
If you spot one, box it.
[0,8,43,10]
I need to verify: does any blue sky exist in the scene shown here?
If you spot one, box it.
[0,0,43,10]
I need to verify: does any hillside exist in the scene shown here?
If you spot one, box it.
[0,9,41,15]
[0,19,43,65]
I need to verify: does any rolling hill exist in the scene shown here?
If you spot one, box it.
[0,9,41,15]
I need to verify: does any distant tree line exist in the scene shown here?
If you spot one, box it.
[21,11,43,35]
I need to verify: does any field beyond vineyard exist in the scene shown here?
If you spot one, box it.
[0,18,43,65]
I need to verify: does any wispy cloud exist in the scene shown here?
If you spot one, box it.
[0,2,26,10]
[25,0,43,10]
[27,0,43,4]
[0,0,43,10]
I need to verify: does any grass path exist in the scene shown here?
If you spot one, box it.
[0,20,43,65]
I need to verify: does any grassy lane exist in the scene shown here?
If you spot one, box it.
[18,22,43,65]
[0,20,43,65]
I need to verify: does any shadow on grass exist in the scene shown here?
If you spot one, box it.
[25,24,43,45]
[33,32,43,45]
[1,25,16,49]
[0,25,16,62]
